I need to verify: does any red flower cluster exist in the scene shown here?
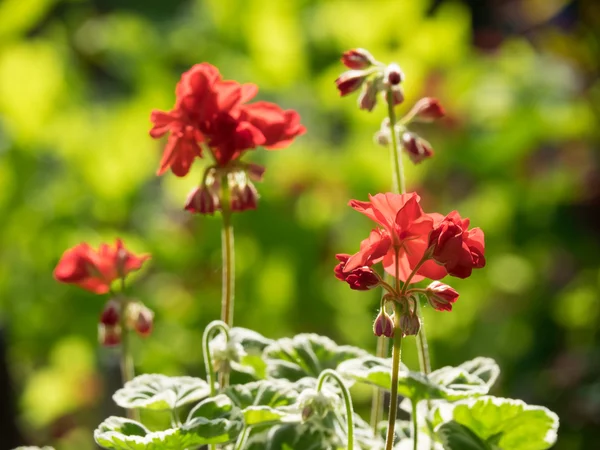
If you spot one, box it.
[150,63,305,177]
[54,239,150,294]
[339,192,485,284]
[334,253,379,290]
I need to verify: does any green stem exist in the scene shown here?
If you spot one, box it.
[234,426,250,450]
[386,90,405,195]
[220,174,235,328]
[412,400,418,450]
[370,335,386,432]
[201,320,230,396]
[384,302,403,450]
[170,408,182,428]
[317,369,355,450]
[117,280,139,421]
[416,302,431,374]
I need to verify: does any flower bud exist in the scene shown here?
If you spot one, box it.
[358,78,380,112]
[426,281,459,312]
[341,48,377,69]
[384,63,404,86]
[99,299,121,326]
[390,85,405,106]
[373,309,394,338]
[401,132,434,164]
[406,97,445,122]
[246,163,266,182]
[134,305,154,337]
[374,130,390,146]
[335,70,367,96]
[334,254,380,290]
[297,387,339,421]
[399,314,421,337]
[98,324,121,347]
[230,182,259,212]
[185,185,218,215]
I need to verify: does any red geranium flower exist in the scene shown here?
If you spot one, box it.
[54,239,150,294]
[150,63,305,176]
[334,253,380,290]
[344,193,447,282]
[428,211,486,278]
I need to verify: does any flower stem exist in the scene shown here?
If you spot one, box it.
[234,426,250,450]
[201,320,230,397]
[386,90,405,195]
[317,369,355,450]
[117,283,138,421]
[385,302,403,450]
[412,400,418,450]
[220,174,235,328]
[370,335,386,431]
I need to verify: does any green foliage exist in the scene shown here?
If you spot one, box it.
[113,374,211,410]
[433,397,559,450]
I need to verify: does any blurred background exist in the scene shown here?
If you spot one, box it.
[0,0,598,448]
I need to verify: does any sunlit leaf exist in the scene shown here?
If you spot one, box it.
[224,379,301,426]
[113,374,211,411]
[434,396,559,450]
[95,396,243,449]
[337,356,494,402]
[437,421,490,450]
[264,333,368,381]
[210,327,274,379]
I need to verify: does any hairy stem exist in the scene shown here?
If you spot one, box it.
[117,284,138,421]
[386,90,405,194]
[234,426,250,450]
[317,369,355,450]
[370,335,386,431]
[412,400,418,450]
[201,320,230,397]
[220,175,235,328]
[384,302,403,450]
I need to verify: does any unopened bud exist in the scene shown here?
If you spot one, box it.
[134,306,154,337]
[335,70,367,96]
[373,309,394,338]
[390,86,405,106]
[98,324,121,347]
[341,48,377,70]
[100,299,121,326]
[426,281,459,311]
[230,181,259,212]
[400,314,421,337]
[406,97,445,122]
[298,387,338,421]
[358,78,380,112]
[185,185,218,215]
[246,163,266,182]
[384,63,404,86]
[402,132,434,164]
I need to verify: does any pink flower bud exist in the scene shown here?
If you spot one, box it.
[99,299,121,326]
[185,185,218,215]
[247,163,266,182]
[406,97,445,122]
[399,314,421,337]
[384,63,404,86]
[134,306,154,337]
[358,79,379,112]
[426,281,459,312]
[341,48,377,70]
[334,254,380,290]
[373,310,394,338]
[390,86,405,106]
[401,132,434,164]
[230,182,259,212]
[335,70,367,96]
[98,324,121,347]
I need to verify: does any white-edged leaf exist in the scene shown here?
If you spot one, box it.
[113,374,210,410]
[434,396,559,450]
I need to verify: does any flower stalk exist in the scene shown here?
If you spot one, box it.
[201,320,230,396]
[317,369,355,450]
[220,174,235,328]
[385,301,403,450]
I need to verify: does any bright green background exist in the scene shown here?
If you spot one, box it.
[0,0,598,448]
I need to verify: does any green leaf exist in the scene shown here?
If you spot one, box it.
[338,356,496,403]
[112,374,211,411]
[264,334,368,381]
[434,396,559,450]
[95,397,244,449]
[437,421,491,450]
[210,327,274,379]
[224,379,302,426]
